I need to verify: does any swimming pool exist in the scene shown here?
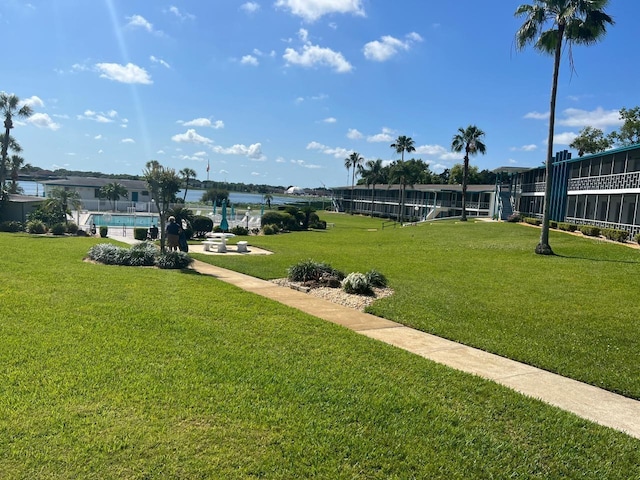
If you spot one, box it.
[91,213,159,228]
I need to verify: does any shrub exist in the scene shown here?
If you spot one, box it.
[99,226,108,238]
[230,225,249,236]
[262,211,294,230]
[66,222,79,234]
[636,233,640,245]
[550,221,558,229]
[365,269,388,288]
[50,223,66,235]
[262,224,276,235]
[128,241,158,266]
[523,217,541,226]
[287,259,344,283]
[213,225,223,233]
[601,228,629,242]
[87,243,123,265]
[155,251,193,269]
[134,228,148,241]
[579,225,601,237]
[0,221,24,232]
[506,213,521,223]
[26,220,46,234]
[341,272,374,296]
[192,216,213,238]
[309,219,327,229]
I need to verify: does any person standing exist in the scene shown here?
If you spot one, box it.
[165,216,180,251]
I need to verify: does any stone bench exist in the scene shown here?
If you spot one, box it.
[202,239,227,253]
[236,241,249,253]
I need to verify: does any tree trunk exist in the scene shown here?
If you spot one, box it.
[1,119,11,189]
[350,167,355,214]
[461,151,469,221]
[536,27,564,256]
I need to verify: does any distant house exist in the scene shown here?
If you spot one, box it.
[42,177,154,212]
[3,194,45,223]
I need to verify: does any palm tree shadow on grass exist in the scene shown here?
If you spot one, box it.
[553,253,640,265]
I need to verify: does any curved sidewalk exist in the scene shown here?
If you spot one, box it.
[191,259,640,440]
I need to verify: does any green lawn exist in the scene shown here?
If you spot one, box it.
[1,233,639,478]
[199,214,640,400]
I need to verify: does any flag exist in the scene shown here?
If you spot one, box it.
[206,159,210,173]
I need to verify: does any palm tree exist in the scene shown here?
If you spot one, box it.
[515,0,613,255]
[9,154,25,194]
[263,193,273,209]
[143,160,182,252]
[451,125,487,222]
[390,135,416,161]
[179,167,197,202]
[344,152,363,214]
[100,182,129,211]
[358,159,385,217]
[388,160,419,222]
[48,187,82,225]
[1,93,33,190]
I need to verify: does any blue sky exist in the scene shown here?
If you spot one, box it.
[2,0,638,188]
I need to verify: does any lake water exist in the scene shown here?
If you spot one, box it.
[18,181,298,206]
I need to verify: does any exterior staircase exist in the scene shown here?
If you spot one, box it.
[499,190,513,220]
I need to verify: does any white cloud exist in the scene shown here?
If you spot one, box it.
[347,128,363,139]
[291,159,322,169]
[95,62,153,84]
[306,141,351,158]
[150,55,171,69]
[275,0,365,22]
[77,109,118,123]
[553,132,578,145]
[363,32,423,62]
[121,138,135,144]
[211,143,265,160]
[241,2,260,14]
[157,149,166,155]
[241,55,259,66]
[440,152,462,161]
[414,144,447,156]
[276,157,286,163]
[126,14,153,32]
[557,107,622,129]
[367,127,395,143]
[524,111,550,120]
[94,134,103,140]
[22,95,44,108]
[171,129,213,145]
[168,6,195,21]
[283,44,352,73]
[27,113,61,131]
[179,118,224,129]
[511,144,538,152]
[323,117,337,124]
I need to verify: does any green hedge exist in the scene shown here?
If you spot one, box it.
[134,228,148,241]
[601,228,629,242]
[523,217,541,226]
[557,222,578,232]
[579,225,601,237]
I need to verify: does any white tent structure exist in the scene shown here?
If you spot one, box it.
[285,186,305,195]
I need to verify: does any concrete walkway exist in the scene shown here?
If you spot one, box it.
[108,232,640,439]
[191,260,640,440]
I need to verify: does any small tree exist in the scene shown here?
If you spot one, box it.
[179,167,197,202]
[1,93,33,192]
[570,126,613,156]
[201,188,229,207]
[608,106,640,147]
[143,161,181,252]
[48,187,82,225]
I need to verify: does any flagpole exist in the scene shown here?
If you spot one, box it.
[206,159,210,182]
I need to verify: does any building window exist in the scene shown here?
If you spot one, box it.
[142,190,149,196]
[627,155,640,173]
[613,153,626,174]
[621,194,636,225]
[589,158,600,177]
[596,195,608,221]
[567,196,576,217]
[94,188,101,198]
[575,195,586,219]
[607,194,622,224]
[585,195,596,220]
[570,163,581,179]
[601,155,613,175]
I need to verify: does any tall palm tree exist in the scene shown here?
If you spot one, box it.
[451,125,487,222]
[515,0,613,255]
[344,152,363,214]
[9,154,25,194]
[388,160,419,222]
[179,167,197,202]
[390,135,416,161]
[358,159,385,217]
[1,93,33,190]
[263,193,273,209]
[100,182,129,211]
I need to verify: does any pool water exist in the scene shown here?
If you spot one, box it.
[91,214,159,228]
